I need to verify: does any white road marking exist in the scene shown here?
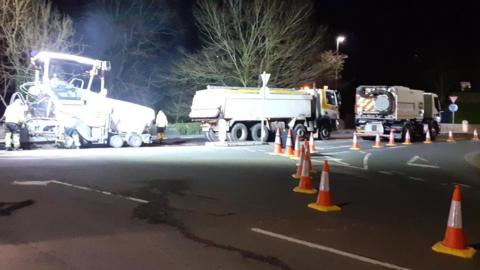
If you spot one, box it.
[406,156,440,169]
[321,151,352,155]
[12,180,149,204]
[318,145,351,150]
[378,171,393,175]
[363,153,372,170]
[251,228,411,270]
[408,177,425,182]
[453,182,471,188]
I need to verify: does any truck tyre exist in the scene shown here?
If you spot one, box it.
[293,123,307,139]
[228,123,248,142]
[204,129,218,142]
[250,123,268,142]
[319,126,331,140]
[128,134,143,147]
[109,135,124,148]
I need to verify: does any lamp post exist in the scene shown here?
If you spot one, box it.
[335,35,345,90]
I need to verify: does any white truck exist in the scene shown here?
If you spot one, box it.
[189,85,341,142]
[355,85,441,141]
[10,51,157,148]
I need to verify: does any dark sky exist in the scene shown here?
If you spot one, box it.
[54,0,480,93]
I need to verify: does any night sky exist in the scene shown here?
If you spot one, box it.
[53,0,479,95]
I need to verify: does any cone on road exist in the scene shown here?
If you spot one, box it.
[309,132,316,154]
[472,129,479,142]
[402,130,412,145]
[432,185,476,258]
[293,153,317,194]
[283,129,294,157]
[292,135,302,159]
[304,141,316,173]
[273,128,283,154]
[308,161,341,212]
[447,130,456,143]
[386,129,396,146]
[350,133,361,150]
[424,129,432,144]
[292,145,305,180]
[372,133,383,148]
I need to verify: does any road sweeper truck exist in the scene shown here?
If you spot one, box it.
[9,51,157,148]
[355,85,441,141]
[189,86,341,142]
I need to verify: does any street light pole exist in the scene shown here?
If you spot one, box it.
[335,35,345,90]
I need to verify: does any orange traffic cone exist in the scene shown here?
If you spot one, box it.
[424,129,432,144]
[402,130,412,145]
[292,145,305,180]
[273,128,283,154]
[309,132,316,154]
[350,133,360,150]
[432,185,476,258]
[386,129,396,146]
[308,161,341,212]
[372,133,383,148]
[283,129,295,157]
[292,135,302,159]
[472,129,479,142]
[304,141,316,173]
[447,130,455,143]
[293,153,317,194]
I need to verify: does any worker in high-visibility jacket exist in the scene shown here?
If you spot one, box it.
[155,110,168,141]
[3,99,27,151]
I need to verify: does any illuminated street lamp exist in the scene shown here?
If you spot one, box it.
[335,35,345,90]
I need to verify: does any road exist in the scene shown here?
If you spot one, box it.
[0,135,479,270]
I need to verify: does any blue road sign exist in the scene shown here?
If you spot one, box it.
[448,103,458,112]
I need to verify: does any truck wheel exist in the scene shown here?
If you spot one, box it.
[319,126,331,140]
[250,123,268,142]
[293,123,307,139]
[228,123,248,142]
[128,134,143,147]
[204,129,218,142]
[109,135,124,148]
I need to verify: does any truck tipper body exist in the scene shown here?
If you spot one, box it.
[355,85,441,141]
[189,86,341,142]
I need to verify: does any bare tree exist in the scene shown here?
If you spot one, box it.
[0,0,77,107]
[171,0,346,89]
[83,0,173,107]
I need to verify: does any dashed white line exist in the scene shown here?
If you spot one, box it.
[378,171,393,175]
[12,180,149,204]
[453,182,471,188]
[408,176,425,182]
[251,228,411,270]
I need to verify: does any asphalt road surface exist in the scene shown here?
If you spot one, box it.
[0,136,479,270]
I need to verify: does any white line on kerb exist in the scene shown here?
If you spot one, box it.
[251,228,411,270]
[363,153,372,170]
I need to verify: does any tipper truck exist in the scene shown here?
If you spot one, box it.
[355,85,441,141]
[8,51,157,148]
[189,85,341,142]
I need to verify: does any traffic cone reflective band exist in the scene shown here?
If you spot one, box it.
[447,130,455,143]
[424,129,432,144]
[386,129,396,146]
[402,130,412,145]
[473,129,479,141]
[292,146,305,180]
[293,154,317,194]
[292,135,302,159]
[350,133,360,150]
[432,185,476,258]
[372,133,383,148]
[273,128,283,154]
[283,129,294,157]
[308,161,341,212]
[309,132,316,154]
